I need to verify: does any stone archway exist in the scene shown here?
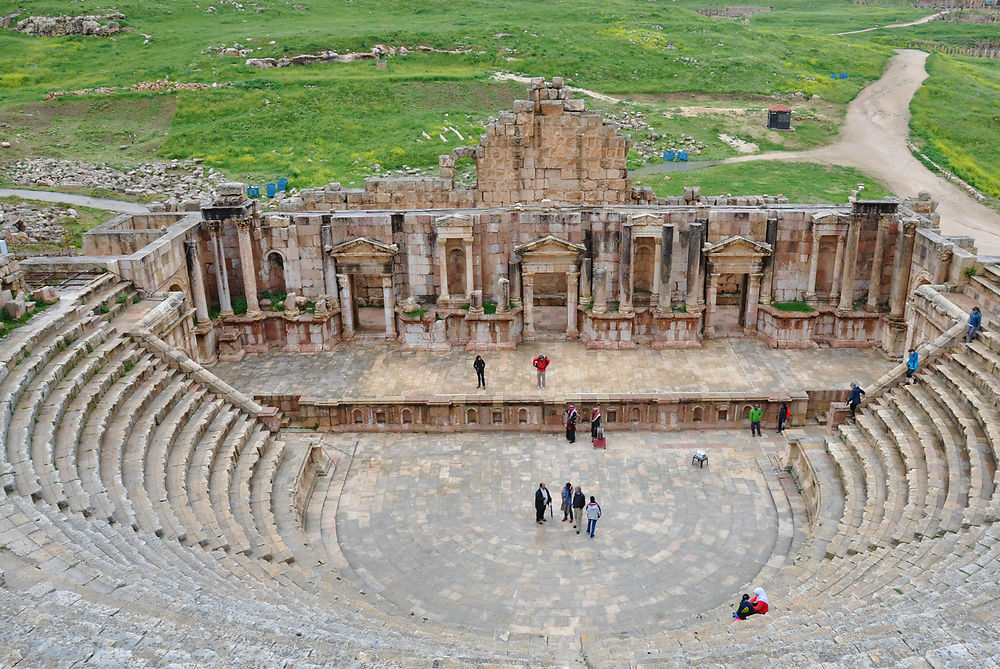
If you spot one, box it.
[702,236,772,338]
[327,237,399,340]
[514,235,586,341]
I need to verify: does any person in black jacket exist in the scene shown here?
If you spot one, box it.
[474,355,486,389]
[534,483,551,525]
[777,403,789,433]
[572,486,586,534]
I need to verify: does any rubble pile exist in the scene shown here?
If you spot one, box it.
[12,13,125,37]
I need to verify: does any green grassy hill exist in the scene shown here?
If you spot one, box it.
[0,0,997,201]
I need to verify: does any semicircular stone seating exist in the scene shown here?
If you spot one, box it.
[2,275,1000,667]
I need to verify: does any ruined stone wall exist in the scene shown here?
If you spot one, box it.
[0,253,26,303]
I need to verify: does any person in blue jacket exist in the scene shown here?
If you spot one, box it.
[846,382,865,419]
[906,348,919,384]
[967,306,982,343]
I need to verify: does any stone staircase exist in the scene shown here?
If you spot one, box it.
[0,278,556,668]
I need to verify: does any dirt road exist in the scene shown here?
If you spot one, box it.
[0,188,148,214]
[725,50,1000,254]
[834,10,951,36]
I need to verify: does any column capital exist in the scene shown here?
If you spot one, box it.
[206,220,222,236]
[936,246,954,262]
[235,217,253,231]
[902,218,919,236]
[381,274,392,289]
[337,273,350,289]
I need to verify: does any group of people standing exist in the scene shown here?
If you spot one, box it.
[748,402,790,436]
[535,483,602,537]
[562,404,602,444]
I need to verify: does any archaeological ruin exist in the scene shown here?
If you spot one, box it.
[2,77,1000,665]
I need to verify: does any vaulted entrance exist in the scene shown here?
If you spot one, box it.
[515,235,585,341]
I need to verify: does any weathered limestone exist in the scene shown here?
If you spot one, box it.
[186,240,210,323]
[236,218,261,316]
[593,268,608,314]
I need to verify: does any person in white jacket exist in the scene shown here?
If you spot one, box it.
[585,496,602,538]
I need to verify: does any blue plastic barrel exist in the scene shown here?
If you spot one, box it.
[839,73,848,79]
[277,178,288,191]
[246,186,253,197]
[663,150,675,162]
[266,183,277,198]
[830,73,837,79]
[252,185,260,197]
[678,151,689,162]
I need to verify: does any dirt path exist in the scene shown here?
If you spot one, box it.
[724,49,1000,254]
[0,188,148,214]
[490,72,622,103]
[834,10,951,36]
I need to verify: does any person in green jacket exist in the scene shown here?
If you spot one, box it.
[749,405,763,437]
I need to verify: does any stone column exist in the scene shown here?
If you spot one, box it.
[511,260,523,308]
[321,226,339,304]
[463,238,474,298]
[566,270,579,337]
[209,222,233,316]
[934,247,953,285]
[704,272,720,337]
[579,258,592,304]
[744,272,763,335]
[235,219,261,315]
[437,241,450,303]
[685,223,703,311]
[837,220,861,312]
[592,268,608,314]
[382,275,396,338]
[469,289,484,314]
[619,223,633,314]
[889,219,918,319]
[760,217,777,304]
[866,221,888,311]
[337,273,354,337]
[497,278,511,313]
[186,240,211,324]
[805,232,821,299]
[658,225,674,311]
[831,233,845,304]
[652,237,663,300]
[522,273,535,340]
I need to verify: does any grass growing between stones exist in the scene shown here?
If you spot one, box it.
[634,161,893,202]
[909,54,1000,201]
[0,297,52,341]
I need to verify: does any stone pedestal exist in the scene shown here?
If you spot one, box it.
[592,268,608,315]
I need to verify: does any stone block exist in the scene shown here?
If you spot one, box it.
[31,286,59,304]
[4,299,27,320]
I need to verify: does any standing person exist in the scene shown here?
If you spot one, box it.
[532,354,550,389]
[776,403,789,434]
[967,306,982,344]
[565,404,578,443]
[749,404,762,437]
[572,486,586,534]
[846,382,865,419]
[585,496,602,538]
[534,483,551,525]
[473,355,486,389]
[905,348,919,384]
[560,482,573,522]
[590,407,602,440]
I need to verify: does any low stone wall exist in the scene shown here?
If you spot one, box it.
[813,308,882,348]
[757,305,818,349]
[259,392,814,433]
[219,311,342,355]
[785,438,821,526]
[292,447,335,526]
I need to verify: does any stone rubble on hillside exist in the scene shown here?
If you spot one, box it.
[12,13,125,37]
[44,79,234,101]
[6,158,224,203]
[605,108,705,161]
[0,201,77,248]
[244,43,481,68]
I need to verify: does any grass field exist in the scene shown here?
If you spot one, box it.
[634,161,894,202]
[0,0,997,201]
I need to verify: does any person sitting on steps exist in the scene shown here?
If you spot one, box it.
[734,587,769,620]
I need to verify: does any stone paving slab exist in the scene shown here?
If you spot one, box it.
[324,430,784,635]
[212,340,892,399]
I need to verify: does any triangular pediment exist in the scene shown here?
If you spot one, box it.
[628,213,664,228]
[435,213,474,229]
[327,236,399,258]
[515,235,586,256]
[811,211,847,226]
[703,235,772,257]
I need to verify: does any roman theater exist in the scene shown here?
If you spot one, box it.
[2,78,999,666]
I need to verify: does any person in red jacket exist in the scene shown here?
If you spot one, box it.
[532,354,549,389]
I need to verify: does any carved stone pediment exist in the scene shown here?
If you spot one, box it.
[628,213,665,236]
[327,237,399,259]
[703,235,772,258]
[515,235,586,257]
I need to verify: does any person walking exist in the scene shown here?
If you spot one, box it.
[572,486,586,534]
[905,348,919,384]
[532,354,550,388]
[474,355,486,389]
[565,404,578,443]
[535,483,551,525]
[585,496,602,538]
[846,382,865,419]
[967,306,982,344]
[749,404,762,437]
[560,482,574,522]
[776,403,789,434]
